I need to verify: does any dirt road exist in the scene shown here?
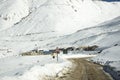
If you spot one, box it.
[48,58,112,80]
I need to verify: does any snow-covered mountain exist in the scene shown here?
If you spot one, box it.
[48,16,120,49]
[0,0,120,80]
[0,0,120,57]
[0,0,120,34]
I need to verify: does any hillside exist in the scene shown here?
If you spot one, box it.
[0,0,120,57]
[0,0,120,80]
[0,0,120,34]
[48,16,120,49]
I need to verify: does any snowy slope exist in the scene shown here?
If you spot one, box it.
[0,0,29,31]
[48,16,120,48]
[0,0,120,35]
[0,0,120,57]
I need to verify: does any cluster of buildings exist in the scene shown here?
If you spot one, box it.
[21,45,99,56]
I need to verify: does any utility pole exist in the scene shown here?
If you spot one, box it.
[55,47,60,62]
[57,53,58,62]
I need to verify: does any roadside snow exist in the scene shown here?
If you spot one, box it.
[109,61,120,71]
[92,46,120,63]
[92,46,120,72]
[0,55,71,80]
